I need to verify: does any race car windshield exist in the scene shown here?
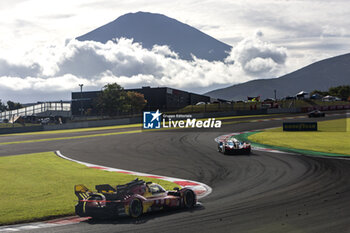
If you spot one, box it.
[149,184,166,193]
[226,141,234,146]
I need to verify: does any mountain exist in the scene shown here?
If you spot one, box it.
[205,53,350,100]
[77,11,232,61]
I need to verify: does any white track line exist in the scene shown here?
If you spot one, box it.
[55,151,212,199]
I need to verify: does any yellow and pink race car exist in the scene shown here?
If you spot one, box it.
[75,178,196,219]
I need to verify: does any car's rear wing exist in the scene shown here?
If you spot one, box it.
[95,184,116,193]
[74,184,91,200]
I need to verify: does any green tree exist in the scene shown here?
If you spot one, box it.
[0,100,7,111]
[311,85,350,100]
[310,89,328,97]
[338,86,350,100]
[6,101,23,110]
[328,86,340,97]
[96,83,128,116]
[126,91,147,113]
[329,85,350,100]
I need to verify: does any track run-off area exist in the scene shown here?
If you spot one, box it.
[0,111,350,233]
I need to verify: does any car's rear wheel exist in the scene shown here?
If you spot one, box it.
[183,190,196,208]
[129,199,143,218]
[86,195,106,219]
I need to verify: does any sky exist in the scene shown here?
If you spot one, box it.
[0,0,350,103]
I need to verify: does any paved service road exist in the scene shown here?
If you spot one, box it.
[1,112,350,233]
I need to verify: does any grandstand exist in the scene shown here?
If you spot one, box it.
[0,102,71,121]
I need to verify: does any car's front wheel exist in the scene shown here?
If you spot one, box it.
[222,146,227,154]
[183,190,196,208]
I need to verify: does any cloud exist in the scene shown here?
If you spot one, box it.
[321,25,347,37]
[225,35,287,76]
[0,37,287,102]
[151,45,179,59]
[0,59,42,77]
[0,74,86,91]
[244,57,277,75]
[40,14,75,19]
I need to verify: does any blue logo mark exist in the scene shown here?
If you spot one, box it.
[143,110,162,129]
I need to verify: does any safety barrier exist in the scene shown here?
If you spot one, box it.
[302,105,350,112]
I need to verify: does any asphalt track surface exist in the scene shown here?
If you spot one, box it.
[1,112,350,233]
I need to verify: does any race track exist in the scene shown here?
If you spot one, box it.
[1,112,350,233]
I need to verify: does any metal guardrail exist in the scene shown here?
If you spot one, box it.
[0,102,71,120]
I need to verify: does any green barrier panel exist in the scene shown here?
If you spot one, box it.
[283,122,317,131]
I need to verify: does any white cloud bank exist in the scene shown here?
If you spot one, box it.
[0,36,287,102]
[226,34,287,76]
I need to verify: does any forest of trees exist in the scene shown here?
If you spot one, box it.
[0,100,23,112]
[311,85,350,100]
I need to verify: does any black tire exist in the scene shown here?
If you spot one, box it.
[222,146,227,155]
[85,195,105,219]
[183,190,196,208]
[129,199,143,218]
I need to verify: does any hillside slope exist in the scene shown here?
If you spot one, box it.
[206,53,350,100]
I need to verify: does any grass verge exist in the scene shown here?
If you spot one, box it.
[0,123,142,137]
[0,152,180,225]
[0,123,40,128]
[0,129,142,146]
[248,118,350,155]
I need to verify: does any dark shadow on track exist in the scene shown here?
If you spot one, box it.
[85,204,204,225]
